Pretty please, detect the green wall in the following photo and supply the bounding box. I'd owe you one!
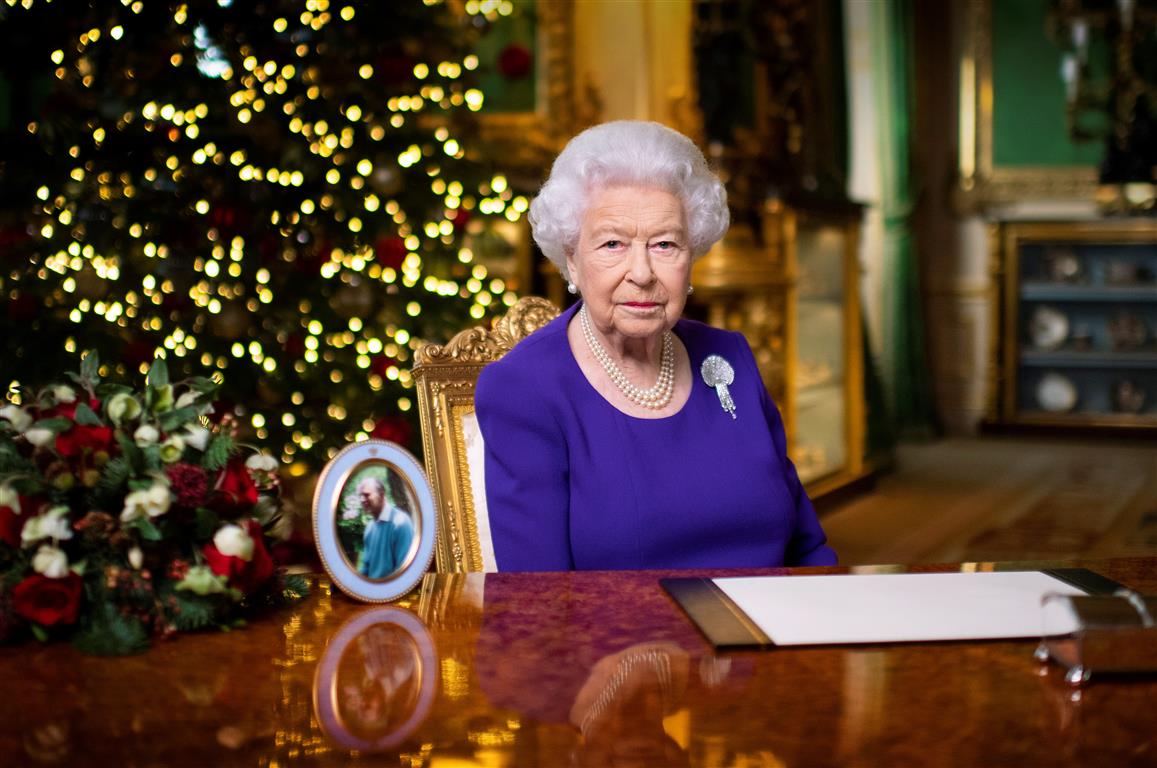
[991,0,1104,167]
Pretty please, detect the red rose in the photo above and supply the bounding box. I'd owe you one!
[212,458,259,514]
[55,424,115,459]
[12,572,83,627]
[203,519,275,594]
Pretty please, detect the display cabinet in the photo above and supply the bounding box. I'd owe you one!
[690,198,865,496]
[989,219,1157,430]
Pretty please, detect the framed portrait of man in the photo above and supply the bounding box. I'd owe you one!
[313,440,436,602]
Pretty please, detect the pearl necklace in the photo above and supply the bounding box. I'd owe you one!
[579,305,675,409]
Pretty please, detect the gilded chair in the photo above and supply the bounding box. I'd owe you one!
[412,296,560,573]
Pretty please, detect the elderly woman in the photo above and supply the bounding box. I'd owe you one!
[475,120,836,571]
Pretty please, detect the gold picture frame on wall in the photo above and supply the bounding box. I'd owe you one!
[460,0,580,174]
[957,0,1098,207]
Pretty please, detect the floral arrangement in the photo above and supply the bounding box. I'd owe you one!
[0,352,306,655]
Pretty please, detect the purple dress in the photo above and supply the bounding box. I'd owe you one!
[474,302,837,571]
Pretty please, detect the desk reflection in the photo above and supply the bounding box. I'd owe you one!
[313,606,437,752]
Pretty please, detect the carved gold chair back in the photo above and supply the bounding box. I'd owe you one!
[411,296,560,572]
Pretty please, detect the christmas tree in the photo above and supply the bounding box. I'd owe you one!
[0,0,532,470]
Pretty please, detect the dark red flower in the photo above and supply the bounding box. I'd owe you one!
[203,519,274,594]
[11,572,83,627]
[212,458,258,514]
[166,463,209,509]
[55,424,115,459]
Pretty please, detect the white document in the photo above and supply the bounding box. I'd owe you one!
[713,571,1086,646]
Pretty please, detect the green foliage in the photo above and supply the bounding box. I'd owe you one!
[97,456,132,495]
[79,352,101,387]
[73,402,104,426]
[71,600,150,657]
[124,518,163,541]
[158,407,198,433]
[30,418,72,434]
[194,507,221,541]
[168,593,220,632]
[282,573,311,601]
[201,435,235,471]
[147,358,169,389]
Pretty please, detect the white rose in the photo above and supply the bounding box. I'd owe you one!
[21,506,74,545]
[159,434,185,464]
[212,523,254,562]
[32,545,70,578]
[0,483,19,513]
[106,393,142,426]
[133,424,160,446]
[176,391,200,410]
[244,452,278,473]
[120,483,171,522]
[0,405,33,433]
[181,424,210,452]
[52,386,77,404]
[128,546,143,570]
[24,428,56,448]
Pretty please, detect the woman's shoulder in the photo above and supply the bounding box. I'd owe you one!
[476,304,575,395]
[674,316,750,358]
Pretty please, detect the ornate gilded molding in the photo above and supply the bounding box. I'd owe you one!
[415,296,560,366]
[957,0,1098,208]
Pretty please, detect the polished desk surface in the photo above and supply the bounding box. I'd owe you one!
[2,558,1156,767]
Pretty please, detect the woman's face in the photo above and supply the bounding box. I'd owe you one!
[567,185,691,346]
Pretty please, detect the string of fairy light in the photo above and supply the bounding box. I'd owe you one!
[5,0,531,467]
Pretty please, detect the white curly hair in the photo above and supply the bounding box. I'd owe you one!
[528,121,729,280]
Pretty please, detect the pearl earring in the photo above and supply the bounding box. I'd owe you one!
[686,285,695,296]
[567,282,577,295]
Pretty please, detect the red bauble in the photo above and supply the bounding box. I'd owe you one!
[370,415,413,447]
[497,43,533,80]
[449,208,472,232]
[282,333,306,358]
[370,354,398,378]
[6,294,38,323]
[374,236,407,270]
[374,53,415,87]
[121,340,156,370]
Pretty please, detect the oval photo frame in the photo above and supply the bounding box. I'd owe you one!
[313,440,436,602]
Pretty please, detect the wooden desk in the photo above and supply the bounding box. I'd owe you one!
[2,558,1155,766]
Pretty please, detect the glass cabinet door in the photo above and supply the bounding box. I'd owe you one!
[1000,221,1157,428]
[790,215,856,486]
